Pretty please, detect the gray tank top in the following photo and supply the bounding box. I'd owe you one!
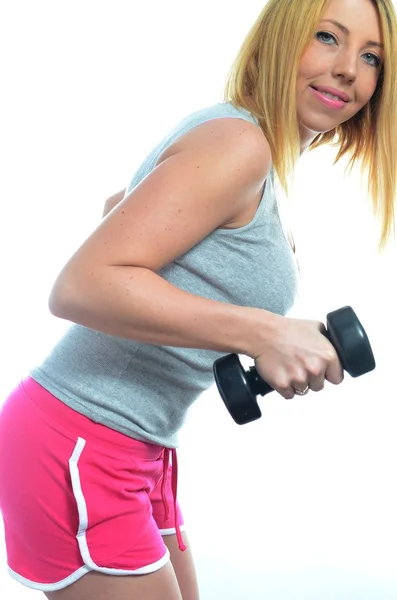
[30,102,300,448]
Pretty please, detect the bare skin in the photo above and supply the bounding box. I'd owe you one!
[163,533,200,600]
[297,0,384,152]
[44,533,199,600]
[44,564,182,600]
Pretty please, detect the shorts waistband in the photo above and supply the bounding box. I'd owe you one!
[22,376,164,458]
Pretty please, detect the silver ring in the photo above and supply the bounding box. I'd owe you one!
[293,385,310,396]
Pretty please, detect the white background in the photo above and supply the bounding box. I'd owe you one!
[1,1,396,598]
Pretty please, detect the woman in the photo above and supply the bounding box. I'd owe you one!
[0,0,396,598]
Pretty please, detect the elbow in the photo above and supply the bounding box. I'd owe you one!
[48,274,77,320]
[48,290,65,319]
[48,287,68,320]
[48,265,104,326]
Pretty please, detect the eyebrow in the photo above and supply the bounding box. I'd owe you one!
[321,19,384,49]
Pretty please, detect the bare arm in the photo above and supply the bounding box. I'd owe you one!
[102,188,127,218]
[49,119,276,359]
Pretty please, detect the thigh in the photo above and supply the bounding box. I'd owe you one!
[163,532,200,600]
[149,456,199,600]
[44,564,182,600]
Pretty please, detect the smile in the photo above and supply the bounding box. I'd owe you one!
[310,86,347,110]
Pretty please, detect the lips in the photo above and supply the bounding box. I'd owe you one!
[311,86,350,102]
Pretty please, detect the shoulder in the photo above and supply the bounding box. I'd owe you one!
[155,116,272,181]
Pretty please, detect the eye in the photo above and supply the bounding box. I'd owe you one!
[315,31,382,68]
[363,53,382,68]
[316,31,336,45]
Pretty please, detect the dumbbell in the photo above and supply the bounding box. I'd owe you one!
[213,306,376,425]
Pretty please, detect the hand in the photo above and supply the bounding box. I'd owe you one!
[254,316,344,399]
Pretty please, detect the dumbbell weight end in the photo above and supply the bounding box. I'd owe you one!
[213,354,272,425]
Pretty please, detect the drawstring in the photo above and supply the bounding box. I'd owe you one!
[161,447,187,552]
[161,448,170,521]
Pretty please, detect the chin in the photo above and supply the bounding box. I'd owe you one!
[298,110,342,135]
[299,121,330,138]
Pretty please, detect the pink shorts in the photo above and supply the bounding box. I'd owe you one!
[0,377,186,592]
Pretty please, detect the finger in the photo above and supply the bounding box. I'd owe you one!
[325,355,344,385]
[308,373,325,392]
[276,385,296,400]
[290,372,310,396]
[284,383,309,400]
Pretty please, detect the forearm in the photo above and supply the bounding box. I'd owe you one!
[49,265,278,358]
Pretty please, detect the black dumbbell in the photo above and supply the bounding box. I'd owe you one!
[213,306,376,425]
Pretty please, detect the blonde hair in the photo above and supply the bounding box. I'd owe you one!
[223,0,397,250]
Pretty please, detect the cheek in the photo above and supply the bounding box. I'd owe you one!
[297,50,313,79]
[357,77,380,108]
[297,52,319,95]
[297,45,329,83]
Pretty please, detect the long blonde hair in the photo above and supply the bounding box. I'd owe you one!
[223,0,397,250]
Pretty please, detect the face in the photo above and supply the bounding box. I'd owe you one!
[296,0,384,152]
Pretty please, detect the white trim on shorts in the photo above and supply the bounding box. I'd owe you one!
[160,525,186,536]
[7,436,170,592]
[7,565,92,592]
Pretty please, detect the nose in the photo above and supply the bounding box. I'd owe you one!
[332,49,357,83]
